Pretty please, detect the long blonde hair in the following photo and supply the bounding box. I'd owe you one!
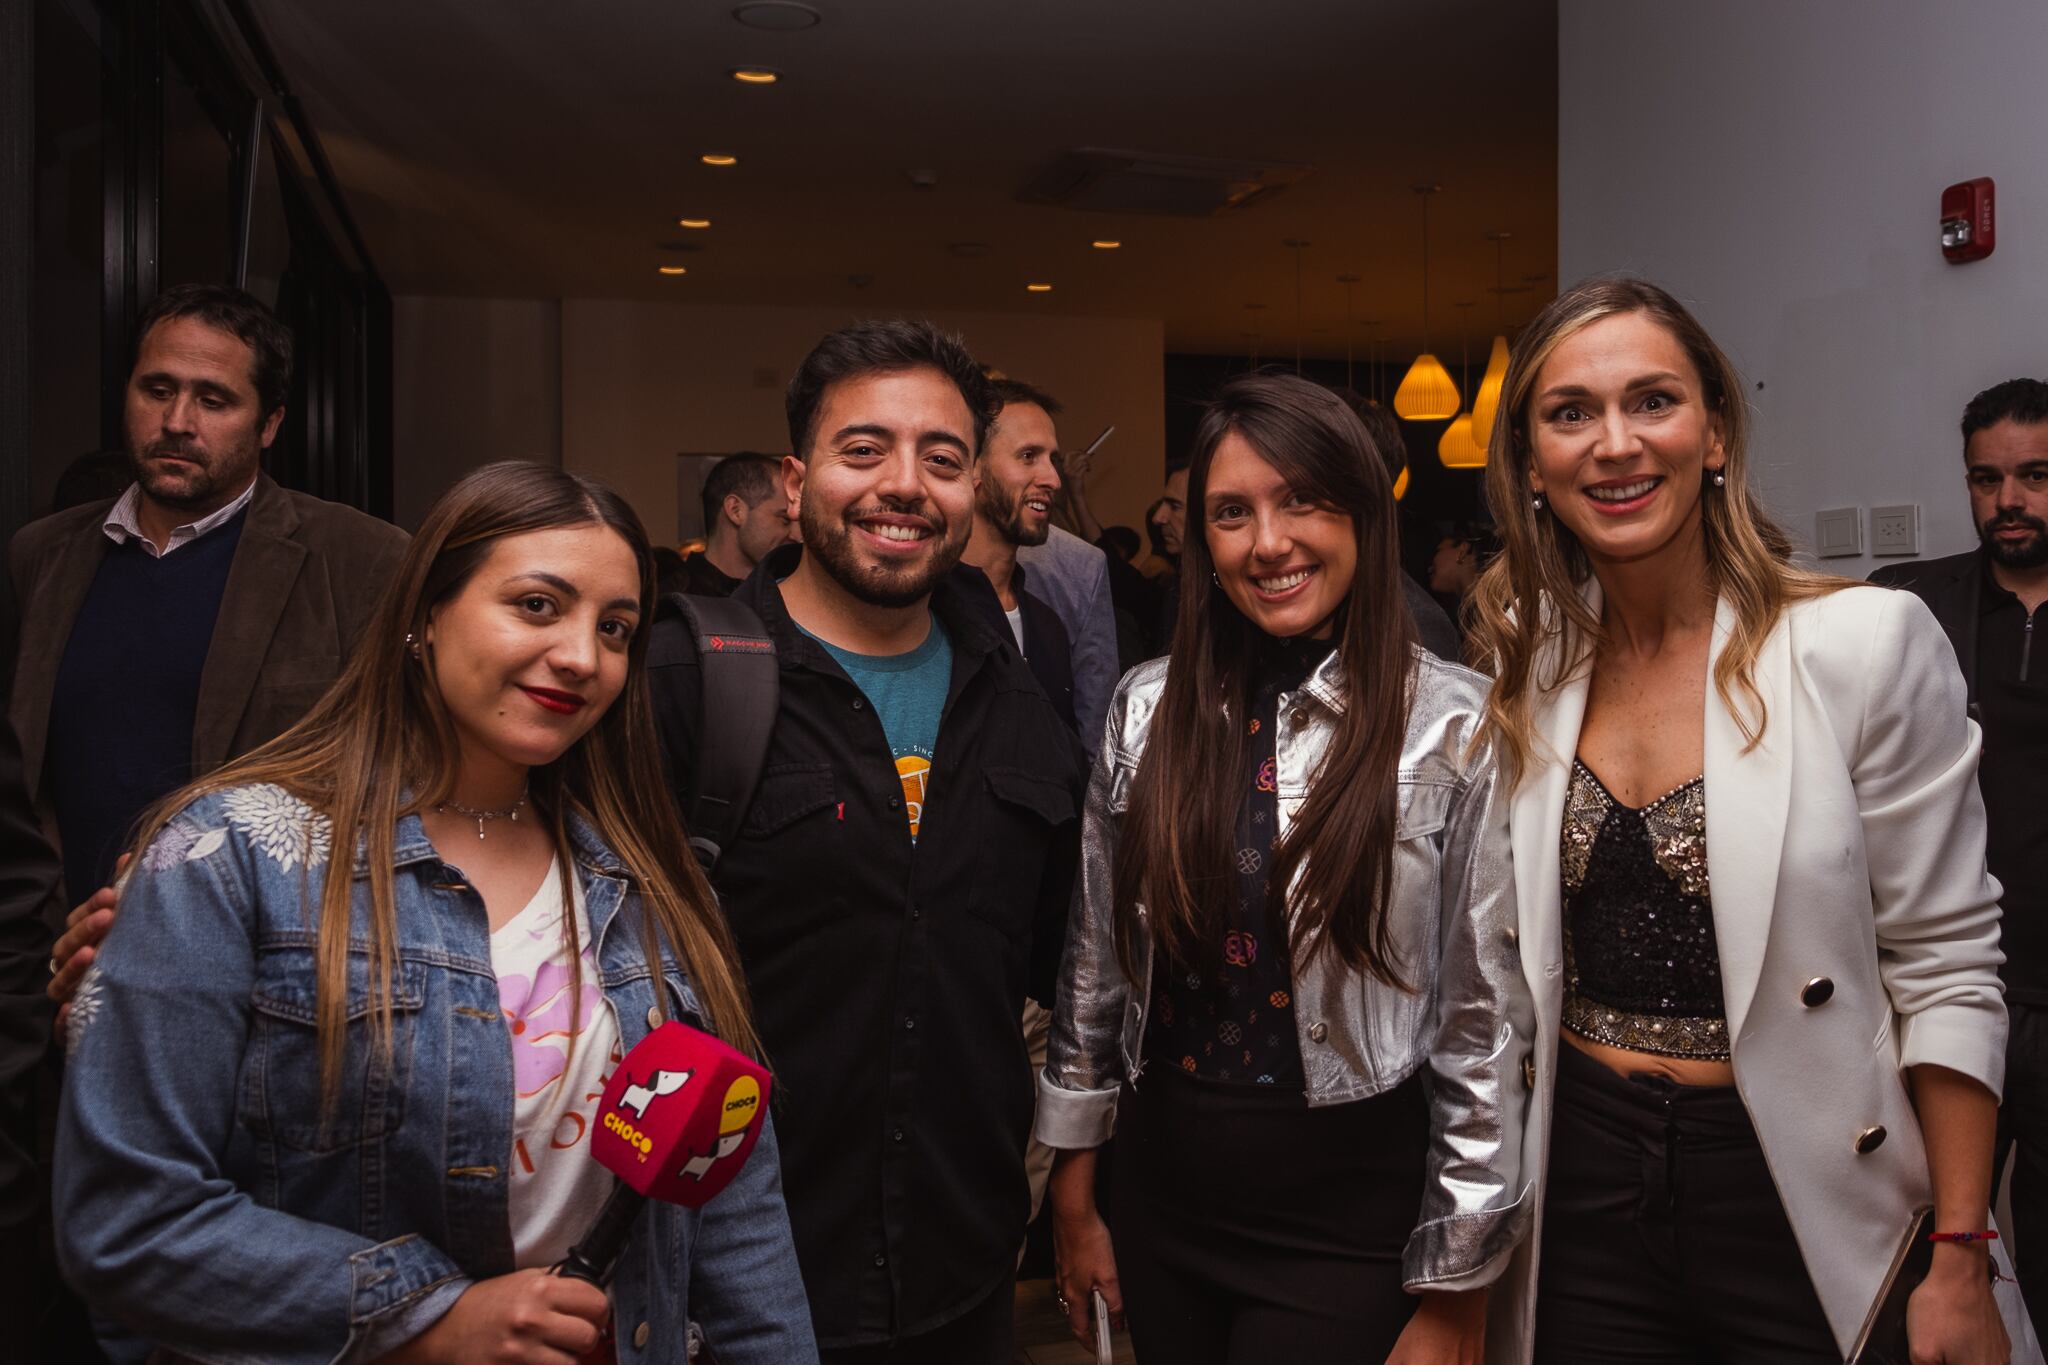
[1464,276,1844,781]
[129,461,759,1108]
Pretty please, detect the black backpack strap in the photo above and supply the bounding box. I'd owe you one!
[663,592,778,871]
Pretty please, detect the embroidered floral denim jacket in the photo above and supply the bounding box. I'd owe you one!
[55,784,818,1365]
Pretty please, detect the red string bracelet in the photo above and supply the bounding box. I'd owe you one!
[1927,1230,2000,1243]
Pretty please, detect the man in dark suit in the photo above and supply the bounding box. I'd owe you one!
[1870,376,2048,1324]
[11,284,406,907]
[14,286,405,1362]
[959,378,1079,733]
[680,451,798,597]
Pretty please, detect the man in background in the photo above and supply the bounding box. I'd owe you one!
[1871,376,2048,1326]
[959,378,1077,732]
[1427,522,1499,640]
[681,451,795,596]
[1345,393,1462,662]
[9,283,406,910]
[16,282,405,1363]
[1012,523,1118,759]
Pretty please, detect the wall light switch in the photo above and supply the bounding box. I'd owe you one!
[1815,507,1863,558]
[1870,504,1920,557]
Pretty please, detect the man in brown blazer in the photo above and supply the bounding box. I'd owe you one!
[8,284,406,910]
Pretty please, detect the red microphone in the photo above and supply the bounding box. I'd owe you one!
[555,1020,772,1285]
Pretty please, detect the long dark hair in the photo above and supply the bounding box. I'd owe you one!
[1113,373,1415,987]
[130,461,759,1108]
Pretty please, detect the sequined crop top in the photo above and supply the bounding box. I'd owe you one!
[1560,760,1729,1060]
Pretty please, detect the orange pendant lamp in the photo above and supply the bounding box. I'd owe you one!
[1467,231,1512,456]
[1394,184,1460,421]
[1437,303,1487,468]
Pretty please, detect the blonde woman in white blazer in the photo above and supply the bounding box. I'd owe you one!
[1466,277,2011,1365]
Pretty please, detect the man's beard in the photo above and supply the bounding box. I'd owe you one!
[801,497,967,608]
[975,478,1050,548]
[129,436,252,511]
[1979,512,2048,570]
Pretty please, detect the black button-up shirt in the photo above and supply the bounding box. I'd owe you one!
[649,544,1084,1347]
[1977,563,2048,1003]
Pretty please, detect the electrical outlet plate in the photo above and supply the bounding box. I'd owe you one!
[1870,504,1919,557]
[1815,507,1863,558]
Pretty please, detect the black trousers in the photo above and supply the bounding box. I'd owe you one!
[816,1275,1013,1365]
[1104,1066,1428,1365]
[1534,1042,1838,1364]
[1995,1000,2048,1334]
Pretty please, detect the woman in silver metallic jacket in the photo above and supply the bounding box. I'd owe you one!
[1037,372,1535,1365]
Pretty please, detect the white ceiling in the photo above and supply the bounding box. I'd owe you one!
[255,0,1558,356]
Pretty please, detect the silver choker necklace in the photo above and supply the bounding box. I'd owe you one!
[437,790,529,840]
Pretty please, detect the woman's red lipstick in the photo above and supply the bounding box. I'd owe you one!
[520,685,587,715]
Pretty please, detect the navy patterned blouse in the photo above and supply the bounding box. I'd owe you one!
[1144,632,1335,1088]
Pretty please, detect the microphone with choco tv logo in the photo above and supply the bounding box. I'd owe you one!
[554,1020,772,1285]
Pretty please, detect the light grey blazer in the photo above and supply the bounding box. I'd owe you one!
[1040,646,1535,1294]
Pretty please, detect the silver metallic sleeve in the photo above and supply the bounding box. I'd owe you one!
[1402,723,1537,1292]
[1036,663,1159,1150]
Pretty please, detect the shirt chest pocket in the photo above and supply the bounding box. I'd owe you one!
[1395,776,1452,841]
[1389,777,1454,962]
[737,764,839,840]
[969,766,1078,940]
[241,948,428,1154]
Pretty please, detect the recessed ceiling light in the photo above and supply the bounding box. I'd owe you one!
[678,218,712,229]
[1026,283,1053,293]
[732,1,821,31]
[728,67,781,85]
[658,265,688,276]
[701,153,738,167]
[1091,240,1121,250]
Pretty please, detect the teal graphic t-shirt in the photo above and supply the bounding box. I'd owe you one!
[809,617,953,840]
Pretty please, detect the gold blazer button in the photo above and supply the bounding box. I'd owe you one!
[1853,1125,1887,1155]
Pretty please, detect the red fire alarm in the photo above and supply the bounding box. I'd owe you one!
[1941,177,1995,263]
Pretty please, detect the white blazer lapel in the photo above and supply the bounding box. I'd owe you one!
[1512,601,1594,1019]
[1703,594,1793,1044]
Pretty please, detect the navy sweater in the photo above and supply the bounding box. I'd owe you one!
[47,512,245,902]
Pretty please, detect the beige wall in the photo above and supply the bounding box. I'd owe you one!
[391,296,562,529]
[393,295,1164,544]
[559,299,1165,544]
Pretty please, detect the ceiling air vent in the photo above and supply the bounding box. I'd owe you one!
[1018,148,1311,218]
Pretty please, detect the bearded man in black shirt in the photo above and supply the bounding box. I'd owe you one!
[1871,376,2048,1325]
[649,321,1084,1364]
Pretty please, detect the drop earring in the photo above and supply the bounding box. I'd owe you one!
[1711,470,1726,487]
[1531,492,1545,512]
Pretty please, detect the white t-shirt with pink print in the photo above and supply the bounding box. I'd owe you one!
[490,859,622,1268]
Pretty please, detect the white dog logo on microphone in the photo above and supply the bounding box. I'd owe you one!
[618,1067,694,1120]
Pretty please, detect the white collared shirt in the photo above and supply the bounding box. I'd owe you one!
[100,478,258,558]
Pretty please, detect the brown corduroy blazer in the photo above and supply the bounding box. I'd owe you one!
[6,473,408,803]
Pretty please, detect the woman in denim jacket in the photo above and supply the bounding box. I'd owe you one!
[55,463,818,1365]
